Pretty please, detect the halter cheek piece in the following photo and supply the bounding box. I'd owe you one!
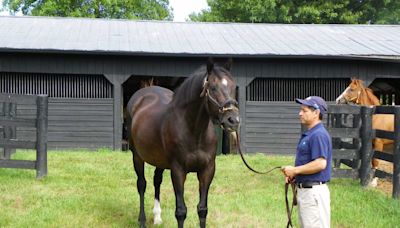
[347,90,362,104]
[200,76,238,122]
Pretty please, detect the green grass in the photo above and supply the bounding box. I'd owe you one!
[0,150,399,228]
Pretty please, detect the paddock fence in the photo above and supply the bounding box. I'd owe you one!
[0,93,48,178]
[328,104,400,199]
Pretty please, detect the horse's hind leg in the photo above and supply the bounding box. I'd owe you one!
[153,168,164,225]
[197,161,216,228]
[132,151,147,228]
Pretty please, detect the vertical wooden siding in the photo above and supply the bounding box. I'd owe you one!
[247,78,350,101]
[0,73,112,98]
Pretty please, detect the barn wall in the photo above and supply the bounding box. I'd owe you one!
[0,71,114,150]
[1,52,399,152]
[1,53,399,80]
[14,98,113,149]
[245,102,300,154]
[238,59,400,154]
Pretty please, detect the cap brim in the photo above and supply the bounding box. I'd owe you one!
[295,98,312,107]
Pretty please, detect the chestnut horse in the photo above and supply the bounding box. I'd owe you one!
[336,78,394,169]
[126,59,239,228]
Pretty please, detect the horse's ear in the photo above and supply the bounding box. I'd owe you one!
[207,57,214,74]
[224,58,233,71]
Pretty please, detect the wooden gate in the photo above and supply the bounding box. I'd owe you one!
[0,94,48,178]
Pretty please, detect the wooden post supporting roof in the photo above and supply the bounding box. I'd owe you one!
[104,74,131,151]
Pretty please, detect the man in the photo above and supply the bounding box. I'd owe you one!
[282,96,332,228]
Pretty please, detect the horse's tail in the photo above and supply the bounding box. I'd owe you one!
[140,78,155,88]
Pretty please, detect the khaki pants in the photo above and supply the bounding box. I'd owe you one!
[297,184,330,228]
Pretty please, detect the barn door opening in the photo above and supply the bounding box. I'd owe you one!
[369,78,400,105]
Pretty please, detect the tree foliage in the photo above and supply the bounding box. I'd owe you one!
[2,0,172,20]
[189,0,399,24]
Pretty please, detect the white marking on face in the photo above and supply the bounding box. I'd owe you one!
[336,86,349,103]
[153,199,162,225]
[221,78,228,86]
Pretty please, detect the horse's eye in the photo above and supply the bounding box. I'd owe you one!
[210,86,217,92]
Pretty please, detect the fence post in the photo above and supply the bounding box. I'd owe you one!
[352,114,362,169]
[393,107,400,198]
[2,102,16,159]
[36,95,48,179]
[360,106,374,186]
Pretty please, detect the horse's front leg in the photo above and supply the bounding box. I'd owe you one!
[171,165,187,228]
[197,161,216,228]
[132,151,147,228]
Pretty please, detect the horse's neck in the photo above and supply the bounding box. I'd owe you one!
[183,99,210,132]
[172,75,211,132]
[360,89,380,106]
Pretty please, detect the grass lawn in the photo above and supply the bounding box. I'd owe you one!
[0,150,399,227]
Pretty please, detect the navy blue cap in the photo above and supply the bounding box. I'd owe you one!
[295,96,328,114]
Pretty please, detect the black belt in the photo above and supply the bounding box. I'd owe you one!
[297,181,326,188]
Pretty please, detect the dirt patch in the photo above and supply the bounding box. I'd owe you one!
[376,179,393,195]
[375,159,393,195]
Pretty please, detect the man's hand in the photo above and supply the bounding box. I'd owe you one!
[284,176,296,184]
[281,166,298,181]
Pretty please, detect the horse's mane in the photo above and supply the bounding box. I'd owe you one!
[353,79,380,105]
[172,64,230,107]
[364,88,381,105]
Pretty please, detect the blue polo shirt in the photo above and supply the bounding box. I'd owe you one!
[295,122,332,183]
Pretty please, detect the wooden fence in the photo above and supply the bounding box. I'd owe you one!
[328,104,400,199]
[371,105,400,199]
[0,94,48,178]
[327,105,364,179]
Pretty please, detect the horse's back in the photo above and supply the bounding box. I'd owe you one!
[127,86,173,118]
[127,86,173,168]
[373,114,394,132]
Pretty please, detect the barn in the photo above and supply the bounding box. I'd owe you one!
[0,16,399,154]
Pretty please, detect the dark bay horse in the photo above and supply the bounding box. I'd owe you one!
[126,59,239,228]
[336,78,394,171]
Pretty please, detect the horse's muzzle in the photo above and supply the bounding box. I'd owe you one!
[336,97,348,104]
[221,110,240,132]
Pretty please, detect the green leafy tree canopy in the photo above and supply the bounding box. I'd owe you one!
[190,0,399,24]
[2,0,172,20]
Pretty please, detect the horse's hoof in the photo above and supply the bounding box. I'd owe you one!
[153,217,162,225]
[369,177,378,188]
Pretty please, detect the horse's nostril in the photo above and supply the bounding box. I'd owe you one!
[228,117,235,124]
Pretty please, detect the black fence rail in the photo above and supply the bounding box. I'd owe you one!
[0,93,48,178]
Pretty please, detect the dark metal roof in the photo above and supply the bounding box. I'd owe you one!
[0,16,399,60]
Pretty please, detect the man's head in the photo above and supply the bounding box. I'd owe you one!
[295,96,328,126]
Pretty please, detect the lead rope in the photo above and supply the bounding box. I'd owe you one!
[285,182,297,228]
[234,130,296,227]
[234,130,281,174]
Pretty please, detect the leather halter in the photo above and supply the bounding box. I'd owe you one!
[346,89,362,104]
[200,75,238,115]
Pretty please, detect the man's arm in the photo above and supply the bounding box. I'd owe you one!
[281,157,327,179]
